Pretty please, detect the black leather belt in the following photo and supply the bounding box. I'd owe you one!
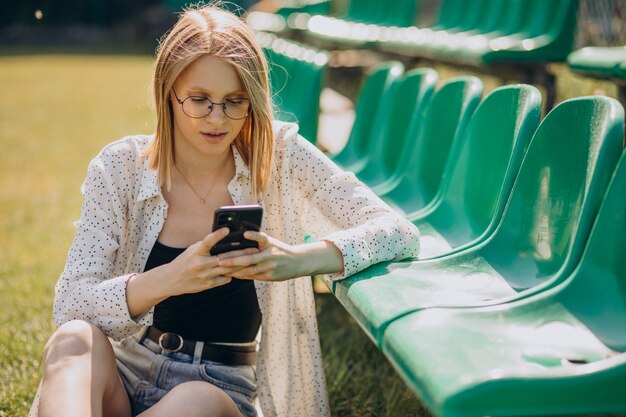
[144,327,257,366]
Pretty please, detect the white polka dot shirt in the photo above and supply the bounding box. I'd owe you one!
[52,121,420,417]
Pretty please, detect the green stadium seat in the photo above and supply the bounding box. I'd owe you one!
[383,149,626,417]
[430,0,466,32]
[410,84,542,259]
[331,96,624,346]
[262,34,328,143]
[431,0,518,56]
[372,77,484,215]
[332,61,404,172]
[567,46,626,79]
[380,0,579,65]
[480,0,578,64]
[275,0,331,18]
[356,68,438,189]
[246,0,331,32]
[303,0,419,47]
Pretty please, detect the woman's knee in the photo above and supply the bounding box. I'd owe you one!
[43,319,110,366]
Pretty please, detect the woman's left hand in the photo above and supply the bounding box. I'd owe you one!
[218,231,307,281]
[218,231,344,281]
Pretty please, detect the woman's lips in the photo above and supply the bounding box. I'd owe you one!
[201,132,227,143]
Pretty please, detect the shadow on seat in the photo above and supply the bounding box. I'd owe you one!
[331,61,404,172]
[410,84,541,259]
[373,76,483,216]
[356,68,438,192]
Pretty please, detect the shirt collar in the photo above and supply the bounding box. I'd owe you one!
[137,143,250,202]
[231,144,251,180]
[137,154,160,202]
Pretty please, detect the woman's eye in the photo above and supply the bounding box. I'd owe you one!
[190,96,208,103]
[226,99,245,106]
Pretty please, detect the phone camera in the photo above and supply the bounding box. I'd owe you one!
[218,213,235,225]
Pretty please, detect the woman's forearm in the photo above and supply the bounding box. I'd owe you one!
[126,265,172,319]
[297,241,344,276]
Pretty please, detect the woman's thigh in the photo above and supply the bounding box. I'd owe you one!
[113,335,257,417]
[137,381,242,417]
[42,320,131,417]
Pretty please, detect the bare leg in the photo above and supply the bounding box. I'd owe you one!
[138,381,243,417]
[38,320,131,417]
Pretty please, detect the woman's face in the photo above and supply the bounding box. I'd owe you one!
[171,55,250,160]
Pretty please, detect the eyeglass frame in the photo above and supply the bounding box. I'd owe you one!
[171,89,252,120]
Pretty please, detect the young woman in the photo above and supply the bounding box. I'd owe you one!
[32,4,420,417]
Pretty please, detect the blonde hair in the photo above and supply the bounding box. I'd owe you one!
[146,2,274,197]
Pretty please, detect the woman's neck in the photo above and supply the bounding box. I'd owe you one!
[174,145,233,181]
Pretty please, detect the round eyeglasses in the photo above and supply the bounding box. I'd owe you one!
[172,89,251,120]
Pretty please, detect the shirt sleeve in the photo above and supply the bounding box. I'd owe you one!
[277,123,421,280]
[53,154,150,340]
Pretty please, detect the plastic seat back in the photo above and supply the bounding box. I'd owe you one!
[384,0,419,27]
[527,0,577,39]
[332,62,404,171]
[266,41,296,112]
[481,96,624,291]
[358,68,438,188]
[559,151,626,352]
[475,0,508,34]
[451,0,488,32]
[382,76,483,213]
[287,52,328,143]
[432,0,465,31]
[345,0,374,23]
[420,84,542,252]
[493,0,528,36]
[455,0,505,35]
[265,38,328,143]
[479,0,578,64]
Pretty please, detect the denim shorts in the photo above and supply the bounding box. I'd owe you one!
[112,329,258,417]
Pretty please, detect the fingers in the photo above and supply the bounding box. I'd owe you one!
[215,247,259,262]
[228,263,266,281]
[210,276,232,288]
[197,228,230,256]
[243,231,270,248]
[217,250,266,268]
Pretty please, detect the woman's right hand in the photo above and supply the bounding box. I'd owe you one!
[126,228,258,319]
[165,227,257,296]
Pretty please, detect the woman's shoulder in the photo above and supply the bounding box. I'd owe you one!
[271,120,319,156]
[95,134,154,163]
[88,134,153,175]
[82,135,155,196]
[270,120,337,175]
[272,120,299,146]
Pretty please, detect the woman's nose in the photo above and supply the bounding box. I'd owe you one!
[205,104,227,122]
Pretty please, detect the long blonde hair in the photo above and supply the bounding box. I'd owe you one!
[146,2,274,197]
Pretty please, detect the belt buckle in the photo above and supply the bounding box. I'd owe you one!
[158,332,184,353]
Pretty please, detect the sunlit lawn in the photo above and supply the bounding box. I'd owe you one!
[0,54,426,417]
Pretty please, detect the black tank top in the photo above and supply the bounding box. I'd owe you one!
[145,240,262,343]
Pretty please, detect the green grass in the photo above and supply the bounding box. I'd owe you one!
[0,54,426,417]
[0,54,156,416]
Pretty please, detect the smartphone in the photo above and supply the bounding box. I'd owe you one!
[210,204,263,255]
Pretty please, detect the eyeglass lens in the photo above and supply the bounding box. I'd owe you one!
[182,96,250,120]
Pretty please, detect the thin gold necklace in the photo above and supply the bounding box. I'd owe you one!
[174,164,222,205]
